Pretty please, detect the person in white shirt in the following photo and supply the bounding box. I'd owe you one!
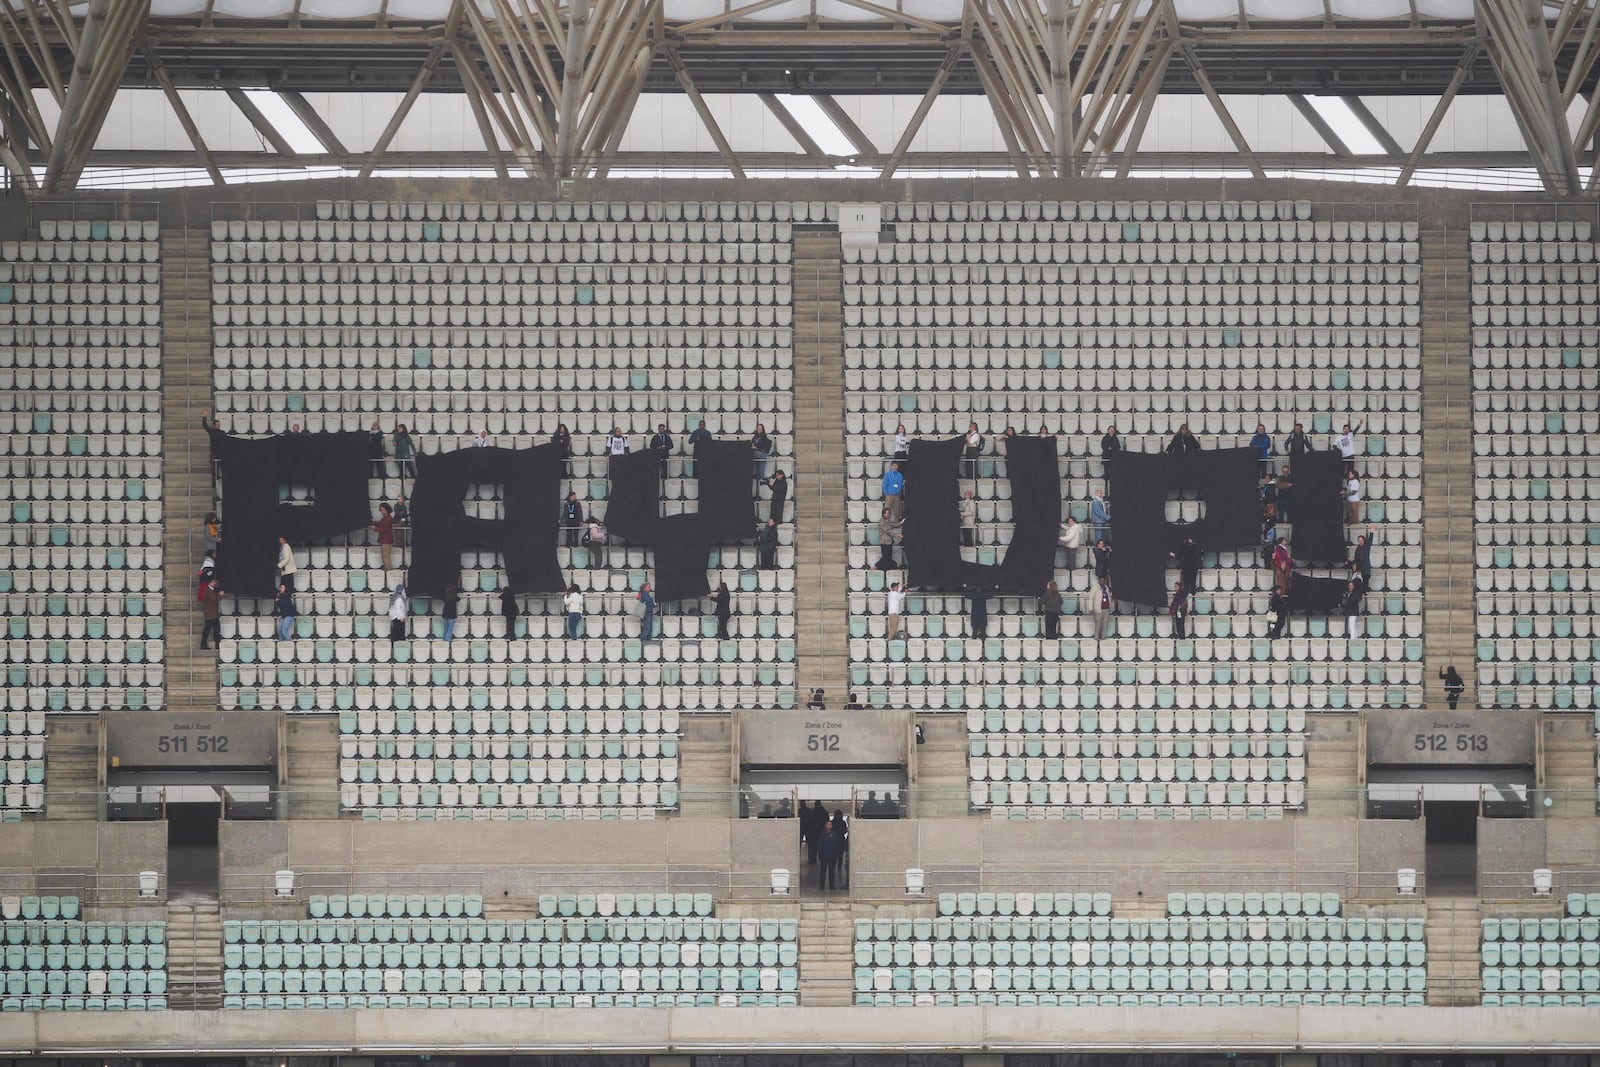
[886,582,906,642]
[1059,516,1084,570]
[276,537,297,591]
[959,490,977,547]
[605,426,628,456]
[563,584,584,640]
[891,424,909,461]
[473,430,491,447]
[963,423,983,479]
[1345,469,1362,524]
[1334,420,1364,473]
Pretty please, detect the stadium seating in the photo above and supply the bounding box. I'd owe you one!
[0,219,165,814]
[853,889,1426,1006]
[209,201,805,815]
[221,891,797,1008]
[1469,219,1600,711]
[843,200,1420,814]
[0,894,167,1011]
[1480,893,1600,1006]
[335,705,684,818]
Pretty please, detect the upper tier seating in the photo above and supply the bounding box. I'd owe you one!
[853,889,1424,1006]
[210,202,801,819]
[1469,220,1600,710]
[222,891,797,1008]
[1480,893,1600,1006]
[0,218,165,817]
[0,894,167,1011]
[844,201,1419,817]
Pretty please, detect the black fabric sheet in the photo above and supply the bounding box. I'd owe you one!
[902,435,1060,593]
[218,431,371,597]
[407,445,566,597]
[1285,571,1349,614]
[1288,450,1348,563]
[1108,447,1262,608]
[605,441,757,603]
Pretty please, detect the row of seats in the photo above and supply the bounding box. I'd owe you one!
[217,220,794,245]
[1471,243,1598,264]
[214,264,794,288]
[858,992,1416,1007]
[848,264,1423,288]
[0,242,158,264]
[844,303,1422,329]
[212,301,792,329]
[0,905,166,1011]
[888,221,1419,244]
[340,783,678,817]
[848,240,1418,267]
[846,323,1421,351]
[309,200,818,222]
[847,280,1418,307]
[881,199,1314,222]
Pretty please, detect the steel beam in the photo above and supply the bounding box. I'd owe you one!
[666,46,746,179]
[758,93,826,158]
[140,43,224,186]
[225,86,298,156]
[1289,94,1354,157]
[878,42,965,179]
[815,94,878,157]
[357,43,447,178]
[1339,94,1406,158]
[280,90,349,157]
[1396,39,1480,187]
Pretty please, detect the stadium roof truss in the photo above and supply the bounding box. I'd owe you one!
[0,0,1597,192]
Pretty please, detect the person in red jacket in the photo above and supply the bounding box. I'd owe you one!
[371,502,395,572]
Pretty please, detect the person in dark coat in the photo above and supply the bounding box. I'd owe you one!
[1268,588,1290,639]
[762,469,790,523]
[1171,536,1202,593]
[200,408,225,474]
[1041,580,1062,640]
[1166,424,1201,455]
[713,582,732,639]
[1168,578,1189,639]
[1092,539,1112,587]
[441,583,460,641]
[757,518,777,570]
[832,808,850,883]
[367,422,387,478]
[551,423,573,477]
[1099,424,1121,472]
[816,820,844,891]
[803,800,826,865]
[1440,665,1465,710]
[965,582,995,638]
[1339,575,1365,643]
[500,586,520,637]
[200,579,223,650]
[562,492,585,548]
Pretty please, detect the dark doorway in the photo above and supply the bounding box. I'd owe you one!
[1424,800,1478,895]
[167,798,221,895]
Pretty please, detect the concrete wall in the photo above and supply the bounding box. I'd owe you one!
[220,817,797,903]
[849,817,1425,901]
[0,821,166,904]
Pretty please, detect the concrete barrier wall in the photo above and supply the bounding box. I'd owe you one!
[0,821,166,902]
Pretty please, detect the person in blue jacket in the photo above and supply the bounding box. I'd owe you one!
[882,462,905,522]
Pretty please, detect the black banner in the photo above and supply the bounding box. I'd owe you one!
[1288,450,1348,563]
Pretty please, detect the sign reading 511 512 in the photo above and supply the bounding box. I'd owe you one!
[105,712,277,770]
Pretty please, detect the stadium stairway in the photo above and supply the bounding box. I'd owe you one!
[676,712,733,818]
[1425,895,1481,1005]
[43,716,99,819]
[284,714,340,818]
[791,232,851,701]
[1419,229,1476,701]
[165,896,224,1009]
[1539,715,1598,817]
[910,714,970,817]
[797,897,855,1005]
[160,228,220,715]
[1304,712,1361,818]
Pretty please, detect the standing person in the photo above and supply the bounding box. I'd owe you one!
[963,422,984,480]
[804,801,826,866]
[832,808,850,886]
[713,582,732,639]
[1260,472,1279,523]
[392,424,416,481]
[563,584,583,640]
[200,408,225,476]
[881,462,905,523]
[891,423,909,462]
[500,586,520,637]
[388,582,408,640]
[816,819,844,891]
[1250,423,1273,476]
[371,503,395,572]
[606,425,628,457]
[1272,538,1294,596]
[199,579,223,650]
[1268,587,1290,639]
[1345,468,1362,525]
[1059,516,1083,570]
[274,584,296,641]
[585,517,608,568]
[562,491,585,547]
[876,508,901,570]
[1099,424,1121,473]
[757,518,777,570]
[1171,535,1201,594]
[1166,423,1201,455]
[1284,422,1311,461]
[441,583,460,642]
[1041,580,1062,640]
[996,426,1018,476]
[1092,582,1113,640]
[636,582,657,642]
[763,469,790,523]
[1275,465,1294,524]
[886,582,906,641]
[965,582,993,638]
[551,423,573,477]
[1168,578,1189,639]
[959,490,977,547]
[651,423,673,475]
[1090,488,1111,544]
[368,422,387,477]
[1335,420,1365,473]
[276,537,297,592]
[203,511,222,557]
[1339,575,1365,642]
[1440,665,1465,710]
[751,423,772,481]
[687,420,712,476]
[1350,525,1376,586]
[1092,538,1112,588]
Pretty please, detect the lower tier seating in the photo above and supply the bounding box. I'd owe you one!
[0,897,167,1011]
[1481,896,1600,1005]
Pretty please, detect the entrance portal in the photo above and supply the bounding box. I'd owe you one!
[166,789,221,895]
[1424,799,1479,896]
